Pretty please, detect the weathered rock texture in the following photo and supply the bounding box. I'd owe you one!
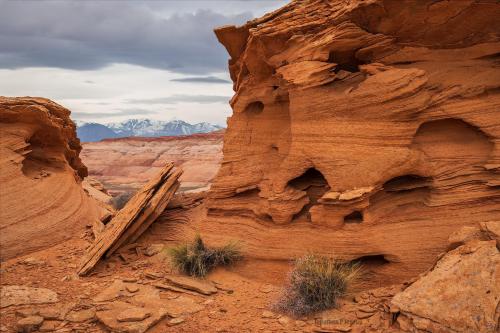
[200,0,500,287]
[0,97,106,260]
[78,163,182,275]
[392,240,500,333]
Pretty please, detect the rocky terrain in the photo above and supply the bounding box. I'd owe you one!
[80,131,223,196]
[1,1,499,333]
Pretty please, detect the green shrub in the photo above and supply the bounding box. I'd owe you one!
[274,254,361,317]
[168,235,242,277]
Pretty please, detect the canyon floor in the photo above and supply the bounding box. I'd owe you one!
[0,211,402,333]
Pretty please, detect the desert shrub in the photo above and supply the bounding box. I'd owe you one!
[168,235,242,277]
[273,254,361,317]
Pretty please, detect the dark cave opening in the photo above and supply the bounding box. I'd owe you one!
[244,101,264,115]
[352,254,390,267]
[288,168,330,221]
[328,50,364,73]
[383,174,431,192]
[344,210,363,223]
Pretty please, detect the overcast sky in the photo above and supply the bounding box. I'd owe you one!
[0,0,287,125]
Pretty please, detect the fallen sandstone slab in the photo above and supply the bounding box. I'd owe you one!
[78,163,182,275]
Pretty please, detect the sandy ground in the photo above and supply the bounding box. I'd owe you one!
[0,221,402,333]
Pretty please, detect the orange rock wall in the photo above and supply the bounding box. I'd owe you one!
[0,97,105,260]
[202,0,500,286]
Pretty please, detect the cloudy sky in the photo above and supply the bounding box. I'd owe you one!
[0,0,287,126]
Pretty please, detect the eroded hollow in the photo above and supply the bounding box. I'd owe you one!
[328,50,364,73]
[352,255,390,267]
[288,168,330,221]
[344,210,363,223]
[412,118,493,162]
[383,174,431,192]
[21,130,65,177]
[244,101,264,115]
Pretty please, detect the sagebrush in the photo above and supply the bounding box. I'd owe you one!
[273,254,361,317]
[168,235,242,277]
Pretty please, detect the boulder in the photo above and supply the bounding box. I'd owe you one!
[392,240,500,333]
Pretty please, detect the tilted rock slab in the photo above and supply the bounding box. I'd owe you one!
[392,240,500,333]
[0,97,107,260]
[184,0,500,288]
[78,163,182,275]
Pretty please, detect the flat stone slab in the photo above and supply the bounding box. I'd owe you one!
[1,285,58,308]
[163,296,204,318]
[97,301,168,333]
[65,308,96,322]
[164,275,217,295]
[93,280,158,302]
[117,308,151,322]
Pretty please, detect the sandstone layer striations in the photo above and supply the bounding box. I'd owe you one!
[81,132,223,196]
[197,0,500,287]
[0,97,106,260]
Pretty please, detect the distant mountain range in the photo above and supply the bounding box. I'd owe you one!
[76,119,224,142]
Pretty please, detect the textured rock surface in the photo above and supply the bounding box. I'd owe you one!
[80,131,223,196]
[184,0,500,287]
[392,240,500,333]
[0,285,58,308]
[0,97,106,260]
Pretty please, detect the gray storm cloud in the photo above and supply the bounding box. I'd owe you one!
[0,0,251,74]
[127,94,230,105]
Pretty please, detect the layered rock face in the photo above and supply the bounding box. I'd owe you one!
[205,0,500,286]
[80,131,223,196]
[0,97,105,260]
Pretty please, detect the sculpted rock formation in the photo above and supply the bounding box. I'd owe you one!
[184,0,500,287]
[81,132,223,196]
[0,97,107,260]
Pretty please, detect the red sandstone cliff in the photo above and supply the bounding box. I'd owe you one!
[0,97,107,260]
[176,0,500,287]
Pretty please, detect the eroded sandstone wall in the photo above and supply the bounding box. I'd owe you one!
[203,0,500,287]
[0,97,106,260]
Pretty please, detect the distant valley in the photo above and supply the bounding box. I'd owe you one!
[77,118,224,142]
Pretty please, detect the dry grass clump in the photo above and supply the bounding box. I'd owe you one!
[168,235,242,277]
[274,254,361,317]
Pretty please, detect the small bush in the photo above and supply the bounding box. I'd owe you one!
[273,254,361,317]
[168,235,242,277]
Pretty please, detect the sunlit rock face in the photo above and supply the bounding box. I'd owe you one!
[0,97,106,260]
[201,0,500,287]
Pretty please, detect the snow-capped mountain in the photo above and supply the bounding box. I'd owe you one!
[77,118,224,142]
